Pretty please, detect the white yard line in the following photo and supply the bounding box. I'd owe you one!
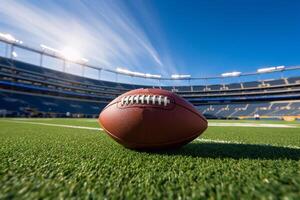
[1,119,300,149]
[208,122,298,128]
[196,138,300,149]
[81,119,99,122]
[11,118,54,121]
[1,119,298,130]
[1,120,103,131]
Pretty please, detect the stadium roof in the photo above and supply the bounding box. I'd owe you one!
[1,33,300,81]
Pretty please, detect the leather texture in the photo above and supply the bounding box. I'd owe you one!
[99,88,207,150]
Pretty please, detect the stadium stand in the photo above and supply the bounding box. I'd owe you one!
[192,85,206,91]
[175,85,191,92]
[264,79,287,86]
[0,90,104,117]
[243,81,260,88]
[288,77,300,84]
[1,55,300,119]
[208,84,223,91]
[195,101,300,119]
[227,83,242,89]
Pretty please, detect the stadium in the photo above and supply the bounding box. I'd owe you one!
[1,37,300,120]
[1,1,300,199]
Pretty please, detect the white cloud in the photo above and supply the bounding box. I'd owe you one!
[0,0,176,75]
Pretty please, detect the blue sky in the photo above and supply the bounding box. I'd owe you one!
[0,0,299,84]
[152,0,300,76]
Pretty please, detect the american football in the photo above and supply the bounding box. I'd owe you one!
[0,0,300,199]
[99,88,207,149]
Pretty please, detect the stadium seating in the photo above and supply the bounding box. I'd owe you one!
[264,79,286,86]
[288,77,300,84]
[1,56,300,119]
[196,101,300,118]
[0,91,105,117]
[192,85,206,91]
[175,85,192,92]
[243,81,260,88]
[208,84,223,91]
[161,86,174,91]
[227,83,242,89]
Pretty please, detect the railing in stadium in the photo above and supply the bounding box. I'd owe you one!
[1,32,300,86]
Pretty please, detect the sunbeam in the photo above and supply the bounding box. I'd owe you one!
[0,0,176,76]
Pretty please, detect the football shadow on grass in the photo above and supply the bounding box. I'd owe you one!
[150,142,300,160]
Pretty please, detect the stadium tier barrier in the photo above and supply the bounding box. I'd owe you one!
[1,56,300,119]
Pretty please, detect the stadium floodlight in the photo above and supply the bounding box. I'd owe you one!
[116,67,161,78]
[0,32,23,44]
[40,44,61,54]
[171,74,191,79]
[257,66,285,73]
[116,68,144,77]
[81,58,89,63]
[116,67,131,75]
[221,71,241,77]
[276,65,285,71]
[257,67,276,73]
[145,73,162,78]
[40,44,88,63]
[60,47,82,62]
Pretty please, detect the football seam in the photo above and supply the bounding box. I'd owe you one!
[175,103,208,123]
[102,99,207,123]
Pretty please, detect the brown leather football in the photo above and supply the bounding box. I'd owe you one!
[98,88,207,150]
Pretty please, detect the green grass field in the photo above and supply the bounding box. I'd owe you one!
[0,118,300,199]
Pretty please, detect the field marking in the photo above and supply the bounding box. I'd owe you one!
[1,119,300,150]
[1,120,299,130]
[208,122,298,128]
[196,138,300,149]
[11,118,54,121]
[1,120,103,131]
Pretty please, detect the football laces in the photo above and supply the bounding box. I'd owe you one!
[121,95,170,106]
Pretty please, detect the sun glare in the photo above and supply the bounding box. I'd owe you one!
[60,47,81,61]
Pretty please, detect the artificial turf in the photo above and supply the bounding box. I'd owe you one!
[0,119,300,199]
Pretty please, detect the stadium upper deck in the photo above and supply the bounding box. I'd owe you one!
[0,37,300,119]
[1,56,300,119]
